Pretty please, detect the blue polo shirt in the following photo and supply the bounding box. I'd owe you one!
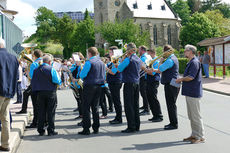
[182,57,202,98]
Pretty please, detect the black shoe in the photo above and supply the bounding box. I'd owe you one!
[39,132,45,136]
[93,129,99,134]
[121,128,136,133]
[139,110,150,116]
[13,101,22,104]
[0,146,10,151]
[16,110,27,114]
[151,117,163,122]
[164,124,178,130]
[48,131,58,136]
[73,108,79,112]
[109,119,122,124]
[77,121,83,126]
[74,116,82,120]
[108,109,114,113]
[78,130,90,135]
[136,128,140,132]
[26,124,37,128]
[148,117,154,121]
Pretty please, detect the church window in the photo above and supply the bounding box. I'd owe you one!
[133,2,138,9]
[116,12,120,21]
[154,25,157,45]
[167,25,172,45]
[148,3,152,10]
[100,13,103,23]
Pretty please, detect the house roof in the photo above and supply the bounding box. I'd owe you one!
[197,35,230,46]
[126,0,179,20]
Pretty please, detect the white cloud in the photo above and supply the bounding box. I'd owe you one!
[7,0,37,36]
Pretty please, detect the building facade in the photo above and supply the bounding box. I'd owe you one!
[54,11,94,23]
[94,0,181,49]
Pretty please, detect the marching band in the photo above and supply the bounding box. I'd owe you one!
[17,43,181,135]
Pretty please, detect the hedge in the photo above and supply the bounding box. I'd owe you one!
[178,58,188,74]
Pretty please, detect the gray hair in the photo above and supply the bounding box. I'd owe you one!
[43,55,52,63]
[127,42,137,51]
[0,38,5,48]
[185,44,197,54]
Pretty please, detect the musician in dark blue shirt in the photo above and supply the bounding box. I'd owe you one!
[78,47,105,135]
[118,43,142,133]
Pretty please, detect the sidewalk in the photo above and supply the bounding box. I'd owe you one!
[0,101,32,153]
[202,76,230,96]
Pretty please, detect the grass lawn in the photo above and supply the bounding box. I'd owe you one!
[209,66,230,77]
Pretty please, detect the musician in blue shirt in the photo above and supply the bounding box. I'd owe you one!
[144,49,163,122]
[151,45,180,130]
[78,47,105,135]
[117,43,142,133]
[138,45,150,115]
[27,49,43,129]
[31,55,61,136]
[107,46,123,124]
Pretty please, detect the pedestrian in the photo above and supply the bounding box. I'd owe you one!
[153,45,180,130]
[202,51,210,78]
[14,60,23,104]
[176,44,205,144]
[0,38,19,151]
[78,47,105,135]
[31,55,61,136]
[117,43,142,133]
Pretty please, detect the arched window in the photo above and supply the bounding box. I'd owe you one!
[116,11,120,21]
[167,25,171,45]
[153,25,157,45]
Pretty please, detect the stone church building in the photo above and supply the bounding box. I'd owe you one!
[94,0,181,49]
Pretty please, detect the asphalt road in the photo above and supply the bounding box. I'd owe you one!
[16,85,230,153]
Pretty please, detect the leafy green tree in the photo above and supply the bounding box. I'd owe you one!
[84,9,90,20]
[204,10,230,36]
[71,12,95,56]
[180,12,221,47]
[216,3,230,18]
[56,14,76,58]
[201,0,222,12]
[172,0,191,25]
[97,19,149,48]
[35,7,58,43]
[187,0,201,14]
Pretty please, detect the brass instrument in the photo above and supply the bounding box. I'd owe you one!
[148,49,174,68]
[67,70,80,98]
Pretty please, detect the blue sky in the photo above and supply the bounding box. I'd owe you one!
[7,0,230,37]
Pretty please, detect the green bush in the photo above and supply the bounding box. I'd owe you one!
[97,48,105,57]
[178,58,188,74]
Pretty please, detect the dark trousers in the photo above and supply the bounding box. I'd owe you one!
[139,77,149,111]
[37,91,57,134]
[108,82,122,121]
[31,92,38,125]
[123,83,140,130]
[17,82,22,102]
[21,85,32,111]
[104,86,114,111]
[73,87,83,116]
[99,87,107,116]
[164,84,180,126]
[147,81,163,118]
[82,84,101,131]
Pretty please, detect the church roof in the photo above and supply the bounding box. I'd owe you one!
[126,0,179,20]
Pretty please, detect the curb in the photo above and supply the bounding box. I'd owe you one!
[203,88,230,96]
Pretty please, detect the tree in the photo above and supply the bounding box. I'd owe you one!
[187,0,202,14]
[35,7,58,43]
[216,3,230,18]
[201,0,222,12]
[71,12,95,56]
[172,0,191,25]
[180,12,221,47]
[97,19,149,48]
[56,14,76,58]
[84,8,90,20]
[204,10,230,36]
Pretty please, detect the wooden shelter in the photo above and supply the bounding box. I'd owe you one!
[198,35,230,78]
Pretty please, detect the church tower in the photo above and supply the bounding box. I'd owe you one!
[94,0,126,47]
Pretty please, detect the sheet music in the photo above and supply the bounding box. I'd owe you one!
[53,61,62,71]
[113,49,123,57]
[72,54,80,61]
